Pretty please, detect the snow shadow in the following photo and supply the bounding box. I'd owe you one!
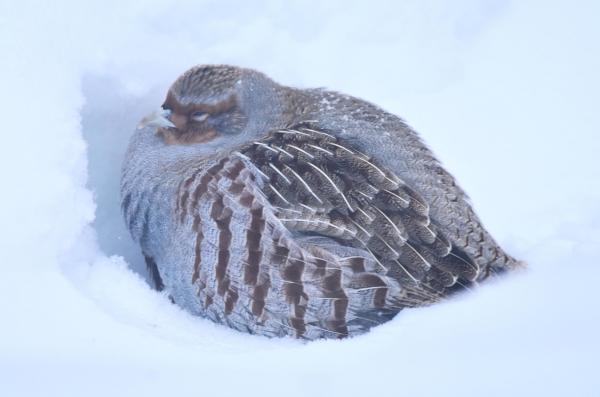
[81,74,165,282]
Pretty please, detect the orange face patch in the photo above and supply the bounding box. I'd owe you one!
[158,91,240,145]
[158,127,218,145]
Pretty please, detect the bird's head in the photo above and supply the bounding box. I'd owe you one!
[138,65,291,148]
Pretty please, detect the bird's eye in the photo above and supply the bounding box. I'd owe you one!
[190,111,209,122]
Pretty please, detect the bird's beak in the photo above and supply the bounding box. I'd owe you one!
[137,109,176,130]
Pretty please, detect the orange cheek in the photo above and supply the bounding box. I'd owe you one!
[158,128,218,145]
[170,113,188,130]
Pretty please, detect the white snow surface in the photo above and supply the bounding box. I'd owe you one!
[1,1,599,396]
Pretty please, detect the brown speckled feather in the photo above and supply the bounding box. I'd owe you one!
[240,123,483,292]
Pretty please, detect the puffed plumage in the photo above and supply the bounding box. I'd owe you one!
[121,65,520,340]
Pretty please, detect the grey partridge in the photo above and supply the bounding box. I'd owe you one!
[121,65,520,340]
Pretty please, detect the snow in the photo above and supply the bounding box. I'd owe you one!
[1,0,599,396]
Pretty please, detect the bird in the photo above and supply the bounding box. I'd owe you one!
[121,64,521,340]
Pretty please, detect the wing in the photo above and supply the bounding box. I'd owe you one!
[239,123,481,292]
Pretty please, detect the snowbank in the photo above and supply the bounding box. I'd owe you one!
[1,1,598,396]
